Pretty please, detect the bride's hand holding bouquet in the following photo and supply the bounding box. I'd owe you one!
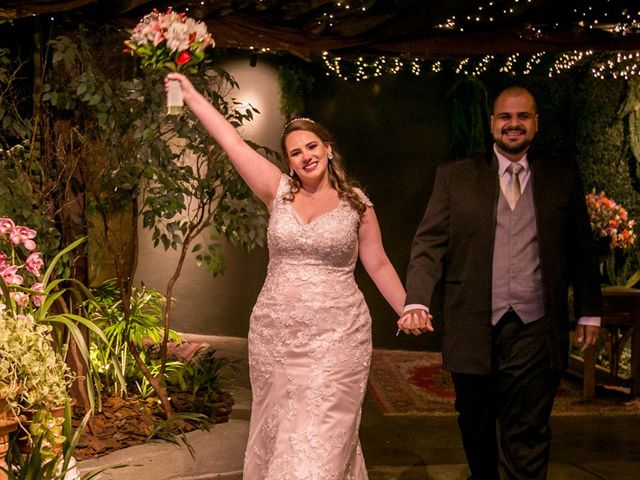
[124,8,215,114]
[163,72,198,110]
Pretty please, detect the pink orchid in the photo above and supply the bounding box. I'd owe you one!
[0,264,23,285]
[10,291,30,307]
[0,217,15,235]
[9,225,37,250]
[31,282,45,307]
[25,251,44,278]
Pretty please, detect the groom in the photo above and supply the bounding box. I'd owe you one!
[400,85,602,479]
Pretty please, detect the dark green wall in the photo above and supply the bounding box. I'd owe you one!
[144,52,638,351]
[306,71,454,350]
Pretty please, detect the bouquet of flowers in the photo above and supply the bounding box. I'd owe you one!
[586,191,636,250]
[124,7,215,113]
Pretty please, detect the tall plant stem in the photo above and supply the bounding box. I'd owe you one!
[158,201,218,382]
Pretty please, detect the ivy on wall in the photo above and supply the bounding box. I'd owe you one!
[446,77,490,160]
[445,71,640,284]
[570,75,640,284]
[277,58,315,119]
[619,78,640,192]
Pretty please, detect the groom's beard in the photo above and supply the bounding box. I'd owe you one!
[493,127,532,156]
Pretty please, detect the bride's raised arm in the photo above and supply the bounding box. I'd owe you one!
[165,72,282,207]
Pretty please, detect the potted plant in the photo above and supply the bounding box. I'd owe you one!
[0,217,80,463]
[0,399,19,480]
[0,306,73,458]
[3,401,110,480]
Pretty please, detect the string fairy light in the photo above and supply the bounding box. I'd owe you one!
[471,55,495,76]
[500,54,520,75]
[322,52,419,81]
[523,52,546,75]
[319,50,640,81]
[435,0,541,33]
[548,50,594,77]
[455,58,470,75]
[244,0,640,81]
[591,51,640,79]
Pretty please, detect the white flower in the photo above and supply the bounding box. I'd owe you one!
[166,22,190,52]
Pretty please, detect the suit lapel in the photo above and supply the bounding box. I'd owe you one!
[474,154,499,221]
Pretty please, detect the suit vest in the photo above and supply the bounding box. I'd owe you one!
[492,179,545,325]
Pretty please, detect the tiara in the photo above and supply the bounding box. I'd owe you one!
[281,117,316,136]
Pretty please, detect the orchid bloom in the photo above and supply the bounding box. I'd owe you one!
[0,251,8,268]
[25,251,44,278]
[10,291,30,307]
[31,282,45,307]
[9,225,37,250]
[0,264,24,285]
[0,217,15,236]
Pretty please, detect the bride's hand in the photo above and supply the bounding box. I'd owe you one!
[397,309,433,336]
[164,72,196,103]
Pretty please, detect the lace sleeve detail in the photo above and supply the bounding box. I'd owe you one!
[271,173,291,210]
[353,187,373,208]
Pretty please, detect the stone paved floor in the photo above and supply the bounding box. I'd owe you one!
[79,335,640,480]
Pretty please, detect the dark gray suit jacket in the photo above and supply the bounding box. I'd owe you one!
[406,151,602,374]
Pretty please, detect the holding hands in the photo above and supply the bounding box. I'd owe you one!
[397,308,434,336]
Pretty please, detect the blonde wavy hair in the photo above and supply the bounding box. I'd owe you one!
[280,118,367,216]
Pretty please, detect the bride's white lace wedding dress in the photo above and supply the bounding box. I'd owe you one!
[244,174,372,480]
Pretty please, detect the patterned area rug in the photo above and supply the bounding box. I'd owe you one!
[367,349,640,416]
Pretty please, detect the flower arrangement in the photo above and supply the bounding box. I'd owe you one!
[124,7,215,114]
[585,191,636,250]
[0,305,73,461]
[124,7,214,73]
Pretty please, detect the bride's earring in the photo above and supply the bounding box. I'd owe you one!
[328,152,334,161]
[289,167,295,176]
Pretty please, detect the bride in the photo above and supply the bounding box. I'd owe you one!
[165,72,429,479]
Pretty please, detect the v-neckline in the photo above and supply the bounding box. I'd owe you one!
[289,199,343,227]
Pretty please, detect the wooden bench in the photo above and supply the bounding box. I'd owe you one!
[582,286,640,400]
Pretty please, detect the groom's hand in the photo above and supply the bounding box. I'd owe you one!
[576,324,600,352]
[397,309,434,336]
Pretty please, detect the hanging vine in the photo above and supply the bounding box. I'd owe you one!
[619,78,640,191]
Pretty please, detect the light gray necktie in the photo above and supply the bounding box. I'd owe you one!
[506,163,523,209]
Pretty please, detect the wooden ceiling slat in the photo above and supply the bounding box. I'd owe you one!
[2,0,640,58]
[0,0,94,19]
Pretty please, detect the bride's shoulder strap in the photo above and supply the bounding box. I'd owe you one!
[275,173,291,200]
[353,187,373,208]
